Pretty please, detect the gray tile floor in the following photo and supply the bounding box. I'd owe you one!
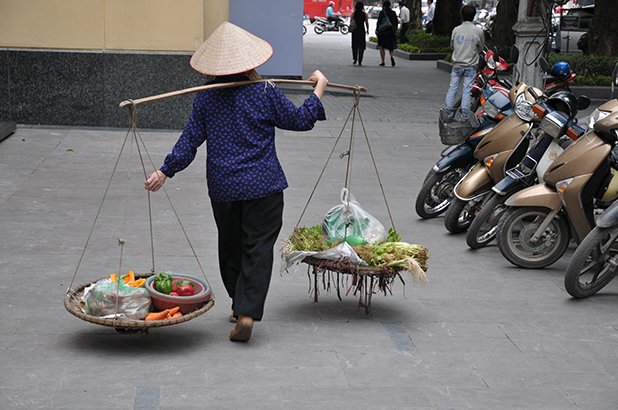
[1,32,617,409]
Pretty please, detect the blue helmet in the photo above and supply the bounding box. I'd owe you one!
[550,61,571,78]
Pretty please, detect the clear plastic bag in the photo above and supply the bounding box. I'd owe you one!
[84,278,151,320]
[282,241,365,271]
[322,188,386,244]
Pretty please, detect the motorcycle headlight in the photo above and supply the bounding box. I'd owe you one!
[540,112,566,138]
[587,108,611,129]
[483,100,500,119]
[515,93,535,122]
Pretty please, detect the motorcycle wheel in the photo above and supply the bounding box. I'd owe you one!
[443,197,477,234]
[415,167,468,219]
[339,24,349,34]
[465,192,507,249]
[314,25,324,34]
[564,226,618,298]
[496,206,570,269]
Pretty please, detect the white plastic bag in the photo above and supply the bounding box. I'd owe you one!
[84,278,151,320]
[282,242,365,272]
[322,188,386,244]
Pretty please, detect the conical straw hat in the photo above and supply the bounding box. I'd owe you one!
[190,22,273,76]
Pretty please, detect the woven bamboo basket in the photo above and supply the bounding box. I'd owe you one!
[64,273,214,330]
[302,256,402,277]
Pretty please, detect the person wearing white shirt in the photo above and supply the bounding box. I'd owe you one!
[426,0,435,33]
[399,1,410,43]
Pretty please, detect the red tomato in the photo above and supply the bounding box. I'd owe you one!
[176,284,195,296]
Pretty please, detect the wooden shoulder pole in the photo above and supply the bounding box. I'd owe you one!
[119,79,367,108]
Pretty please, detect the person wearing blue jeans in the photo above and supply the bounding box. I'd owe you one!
[445,66,477,121]
[444,4,484,122]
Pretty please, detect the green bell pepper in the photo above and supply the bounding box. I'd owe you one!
[154,272,173,295]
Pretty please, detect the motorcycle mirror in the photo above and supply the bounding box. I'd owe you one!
[539,56,551,74]
[577,95,591,111]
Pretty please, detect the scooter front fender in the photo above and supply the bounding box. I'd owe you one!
[434,143,475,172]
[504,184,562,211]
[596,200,618,228]
[454,162,493,200]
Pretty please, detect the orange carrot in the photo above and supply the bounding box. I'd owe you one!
[145,309,170,321]
[171,312,182,318]
[168,306,180,316]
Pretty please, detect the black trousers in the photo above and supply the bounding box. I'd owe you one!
[352,47,365,64]
[400,23,409,43]
[211,191,284,321]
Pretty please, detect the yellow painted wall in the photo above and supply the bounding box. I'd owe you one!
[0,0,229,52]
[0,0,105,49]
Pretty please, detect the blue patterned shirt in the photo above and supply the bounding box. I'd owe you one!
[160,81,326,202]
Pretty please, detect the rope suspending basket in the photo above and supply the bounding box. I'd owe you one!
[281,85,430,313]
[64,79,378,329]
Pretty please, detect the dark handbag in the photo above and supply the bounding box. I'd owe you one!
[376,13,392,34]
[349,16,357,32]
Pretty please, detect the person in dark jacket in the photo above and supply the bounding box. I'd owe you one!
[376,1,398,67]
[144,22,328,343]
[351,1,369,65]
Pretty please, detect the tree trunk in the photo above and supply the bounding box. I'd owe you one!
[586,0,618,56]
[490,0,518,49]
[407,0,422,30]
[433,0,463,37]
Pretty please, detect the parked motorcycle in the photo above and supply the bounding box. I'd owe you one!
[464,90,589,249]
[564,197,618,298]
[415,84,512,219]
[543,60,577,95]
[442,82,542,234]
[496,99,618,269]
[465,47,511,115]
[444,55,575,233]
[314,15,349,34]
[414,49,513,220]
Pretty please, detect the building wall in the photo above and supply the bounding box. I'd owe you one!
[0,0,303,128]
[0,0,229,128]
[0,0,213,51]
[230,0,303,78]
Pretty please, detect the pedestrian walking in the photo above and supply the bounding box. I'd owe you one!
[399,1,410,44]
[376,0,398,67]
[350,1,369,66]
[443,4,484,122]
[425,0,435,33]
[144,22,328,343]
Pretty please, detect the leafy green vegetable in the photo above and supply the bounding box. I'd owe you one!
[286,225,329,252]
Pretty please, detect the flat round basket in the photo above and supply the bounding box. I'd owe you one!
[302,256,402,277]
[64,273,214,329]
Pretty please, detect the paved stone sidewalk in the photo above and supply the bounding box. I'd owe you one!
[1,31,617,409]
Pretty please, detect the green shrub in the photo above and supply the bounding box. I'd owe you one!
[573,74,613,87]
[399,43,420,53]
[548,53,618,78]
[404,30,451,53]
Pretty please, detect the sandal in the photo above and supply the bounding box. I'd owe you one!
[229,316,253,342]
